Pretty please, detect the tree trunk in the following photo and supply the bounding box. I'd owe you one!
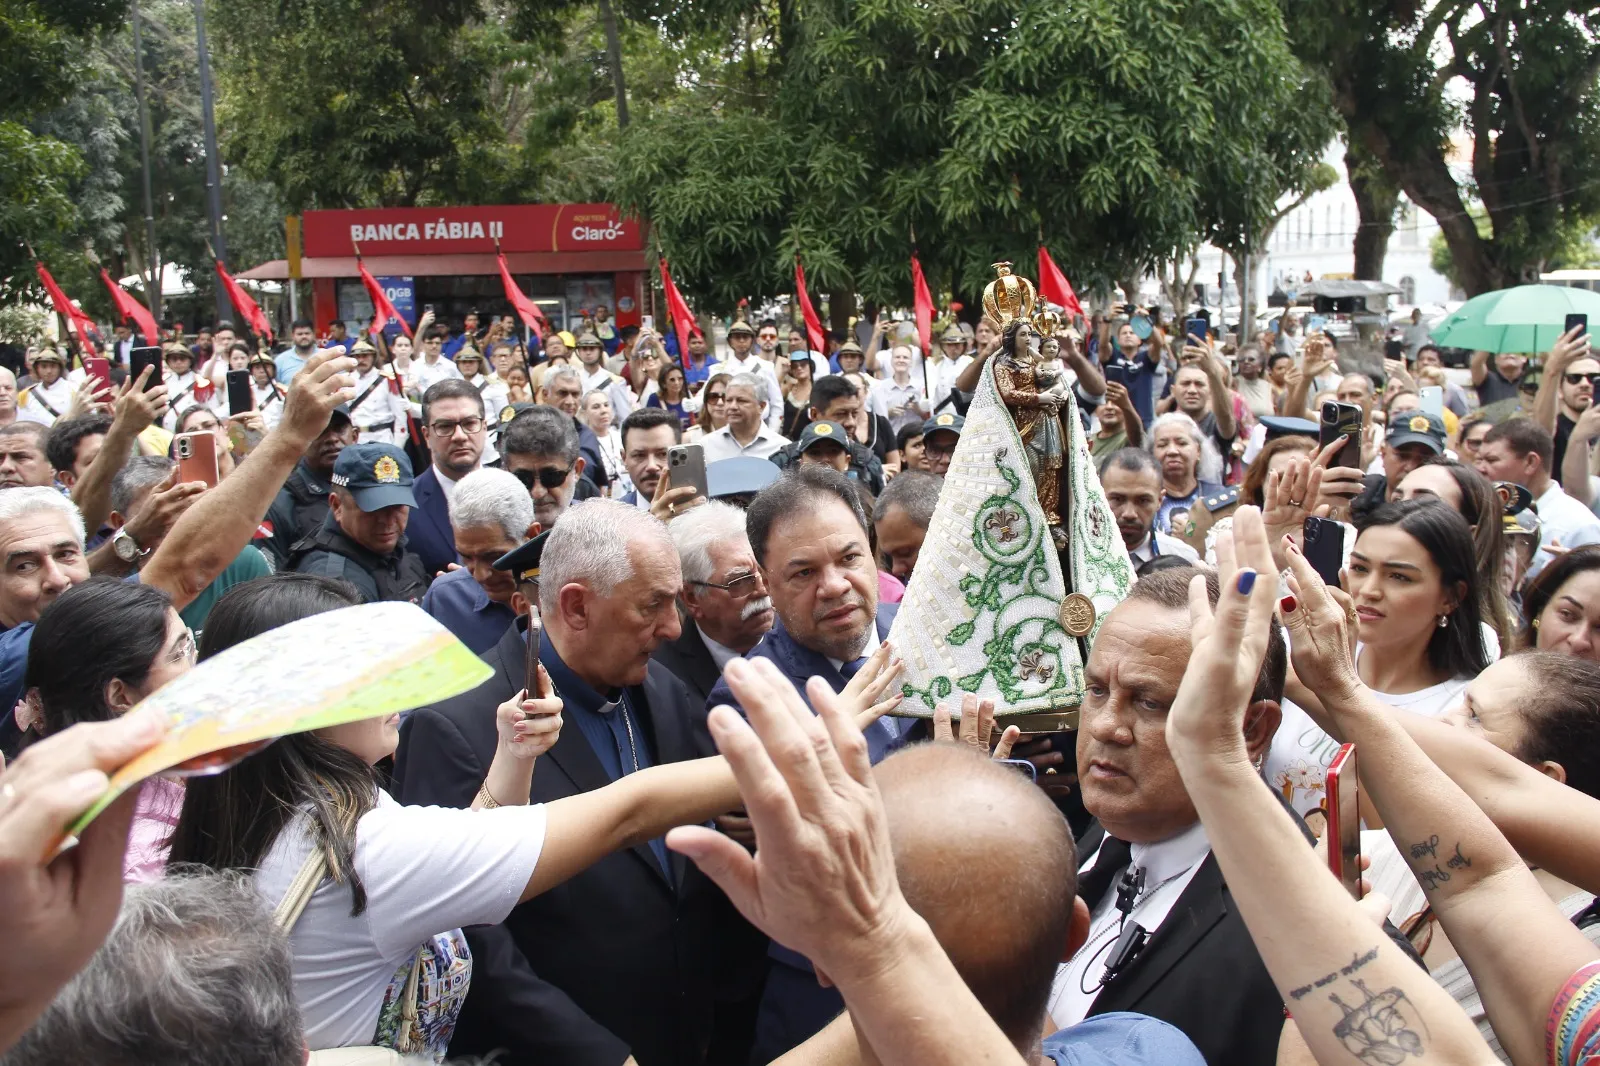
[597,0,629,128]
[1347,144,1399,281]
[828,289,853,342]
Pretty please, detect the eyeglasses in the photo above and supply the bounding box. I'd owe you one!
[512,466,572,490]
[691,572,761,596]
[758,333,778,341]
[705,392,727,405]
[167,626,198,665]
[1565,373,1600,386]
[428,417,485,437]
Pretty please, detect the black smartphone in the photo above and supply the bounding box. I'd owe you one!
[1103,362,1128,387]
[129,345,164,385]
[1302,516,1346,588]
[1568,313,1588,338]
[1320,400,1363,469]
[1185,317,1209,347]
[1384,339,1404,360]
[226,368,253,415]
[1326,743,1362,899]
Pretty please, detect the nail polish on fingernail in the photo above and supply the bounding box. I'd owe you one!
[1280,594,1298,613]
[1237,570,1257,595]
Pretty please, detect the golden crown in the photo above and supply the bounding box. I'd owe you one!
[982,262,1036,326]
[1032,306,1063,337]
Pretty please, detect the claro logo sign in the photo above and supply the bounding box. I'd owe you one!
[568,213,623,241]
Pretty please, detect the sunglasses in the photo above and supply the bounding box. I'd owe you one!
[705,392,728,404]
[1565,373,1600,386]
[512,466,572,490]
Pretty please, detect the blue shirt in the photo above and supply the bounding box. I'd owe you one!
[441,333,474,360]
[539,628,669,873]
[421,567,517,655]
[684,357,719,387]
[275,349,309,384]
[0,623,35,757]
[1042,1013,1205,1066]
[1110,346,1161,426]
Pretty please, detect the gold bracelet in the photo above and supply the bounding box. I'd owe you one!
[476,782,502,809]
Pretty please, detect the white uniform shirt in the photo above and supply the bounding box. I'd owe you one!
[407,356,464,398]
[16,375,74,426]
[253,380,288,431]
[347,368,412,447]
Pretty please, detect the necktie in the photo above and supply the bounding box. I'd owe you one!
[1076,835,1134,910]
[840,655,868,681]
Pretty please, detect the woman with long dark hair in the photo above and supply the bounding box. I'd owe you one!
[684,371,732,443]
[647,362,691,431]
[1520,545,1600,660]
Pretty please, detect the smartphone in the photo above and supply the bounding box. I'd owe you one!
[996,758,1038,782]
[226,369,254,416]
[667,443,709,499]
[1103,362,1128,387]
[1419,385,1443,418]
[83,357,111,397]
[1567,313,1588,337]
[1384,338,1404,360]
[1302,516,1346,588]
[1326,743,1361,899]
[641,314,654,332]
[174,431,219,488]
[1185,317,1209,347]
[1319,400,1363,469]
[524,608,542,697]
[129,345,164,385]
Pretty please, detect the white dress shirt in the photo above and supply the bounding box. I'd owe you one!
[699,629,743,672]
[1127,530,1199,566]
[1048,822,1212,1028]
[1531,479,1600,578]
[577,364,634,422]
[407,356,464,397]
[700,424,789,462]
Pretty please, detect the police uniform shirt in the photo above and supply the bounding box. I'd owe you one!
[465,373,511,423]
[348,367,411,446]
[162,370,216,429]
[253,381,288,430]
[16,376,74,426]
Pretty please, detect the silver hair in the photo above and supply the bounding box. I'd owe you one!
[726,373,764,398]
[545,365,582,390]
[872,471,940,529]
[1,869,303,1066]
[111,455,175,517]
[669,500,751,585]
[449,467,536,542]
[1148,411,1224,486]
[0,485,85,547]
[538,498,673,614]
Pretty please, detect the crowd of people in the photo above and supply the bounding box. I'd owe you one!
[4,294,1600,1066]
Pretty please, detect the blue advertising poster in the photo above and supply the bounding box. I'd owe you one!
[376,276,416,336]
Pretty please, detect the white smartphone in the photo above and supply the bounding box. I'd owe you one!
[641,314,654,332]
[1420,385,1443,418]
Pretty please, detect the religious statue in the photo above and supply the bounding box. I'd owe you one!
[993,316,1072,549]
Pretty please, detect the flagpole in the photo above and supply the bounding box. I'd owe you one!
[130,2,162,325]
[193,0,230,327]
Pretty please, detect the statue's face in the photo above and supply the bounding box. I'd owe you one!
[1013,324,1036,355]
[1041,338,1061,361]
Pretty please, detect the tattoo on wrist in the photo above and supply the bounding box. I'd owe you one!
[1288,947,1427,1063]
[1408,836,1472,892]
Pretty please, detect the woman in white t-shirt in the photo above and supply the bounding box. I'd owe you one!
[1268,498,1490,813]
[165,574,807,1060]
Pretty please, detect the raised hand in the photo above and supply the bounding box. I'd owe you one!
[838,640,904,728]
[279,347,357,447]
[931,693,1019,759]
[1280,536,1362,709]
[110,365,169,435]
[496,663,564,761]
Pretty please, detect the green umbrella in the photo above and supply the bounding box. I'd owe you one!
[1431,284,1600,353]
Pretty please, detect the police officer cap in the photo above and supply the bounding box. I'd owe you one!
[330,442,417,512]
[1258,415,1319,441]
[31,347,64,366]
[575,332,603,349]
[797,421,849,454]
[921,411,965,439]
[1385,411,1447,454]
[941,324,966,345]
[493,528,551,583]
[726,320,756,338]
[498,401,538,429]
[708,456,779,500]
[349,338,378,356]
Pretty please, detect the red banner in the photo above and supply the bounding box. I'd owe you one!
[358,260,412,338]
[910,253,935,357]
[497,253,547,340]
[1037,245,1084,320]
[795,259,824,355]
[35,262,99,358]
[100,269,160,342]
[302,204,644,258]
[659,258,699,368]
[215,260,274,341]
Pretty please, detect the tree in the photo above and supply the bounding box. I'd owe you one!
[613,0,1313,314]
[1286,0,1600,295]
[1346,143,1399,281]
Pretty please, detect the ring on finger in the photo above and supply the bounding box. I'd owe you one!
[0,782,15,806]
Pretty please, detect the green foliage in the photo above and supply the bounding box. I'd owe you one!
[614,0,1315,311]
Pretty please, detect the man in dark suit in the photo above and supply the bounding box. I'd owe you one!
[1048,566,1291,1066]
[654,500,773,705]
[392,500,745,1066]
[406,378,489,575]
[701,465,908,1063]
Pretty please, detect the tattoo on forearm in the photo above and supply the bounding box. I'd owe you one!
[1288,947,1427,1064]
[1407,838,1473,893]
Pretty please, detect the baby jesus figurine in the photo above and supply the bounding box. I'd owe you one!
[992,318,1072,549]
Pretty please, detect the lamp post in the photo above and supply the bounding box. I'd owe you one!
[130,2,162,323]
[194,0,230,326]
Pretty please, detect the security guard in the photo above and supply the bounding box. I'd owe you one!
[288,442,431,603]
[920,412,963,477]
[346,339,412,447]
[16,348,73,426]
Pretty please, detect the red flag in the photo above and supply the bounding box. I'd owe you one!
[794,258,824,355]
[1037,246,1084,319]
[658,258,700,369]
[356,259,412,339]
[910,253,935,356]
[35,261,99,357]
[215,260,275,341]
[100,269,160,343]
[497,253,546,340]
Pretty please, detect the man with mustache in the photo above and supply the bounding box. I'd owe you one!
[1098,449,1198,566]
[703,464,906,1063]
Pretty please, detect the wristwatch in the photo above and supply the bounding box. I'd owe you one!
[111,527,149,566]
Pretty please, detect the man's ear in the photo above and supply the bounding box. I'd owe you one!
[572,455,586,479]
[1537,760,1568,785]
[523,521,542,540]
[1064,895,1091,961]
[1243,699,1282,762]
[56,470,75,490]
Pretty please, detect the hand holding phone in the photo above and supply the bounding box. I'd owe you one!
[1319,400,1364,470]
[667,443,709,499]
[1302,516,1346,588]
[1325,743,1362,899]
[174,431,220,488]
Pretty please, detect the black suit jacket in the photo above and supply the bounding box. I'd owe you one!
[392,621,729,1066]
[650,614,723,708]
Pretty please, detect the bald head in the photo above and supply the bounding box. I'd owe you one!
[875,743,1085,1051]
